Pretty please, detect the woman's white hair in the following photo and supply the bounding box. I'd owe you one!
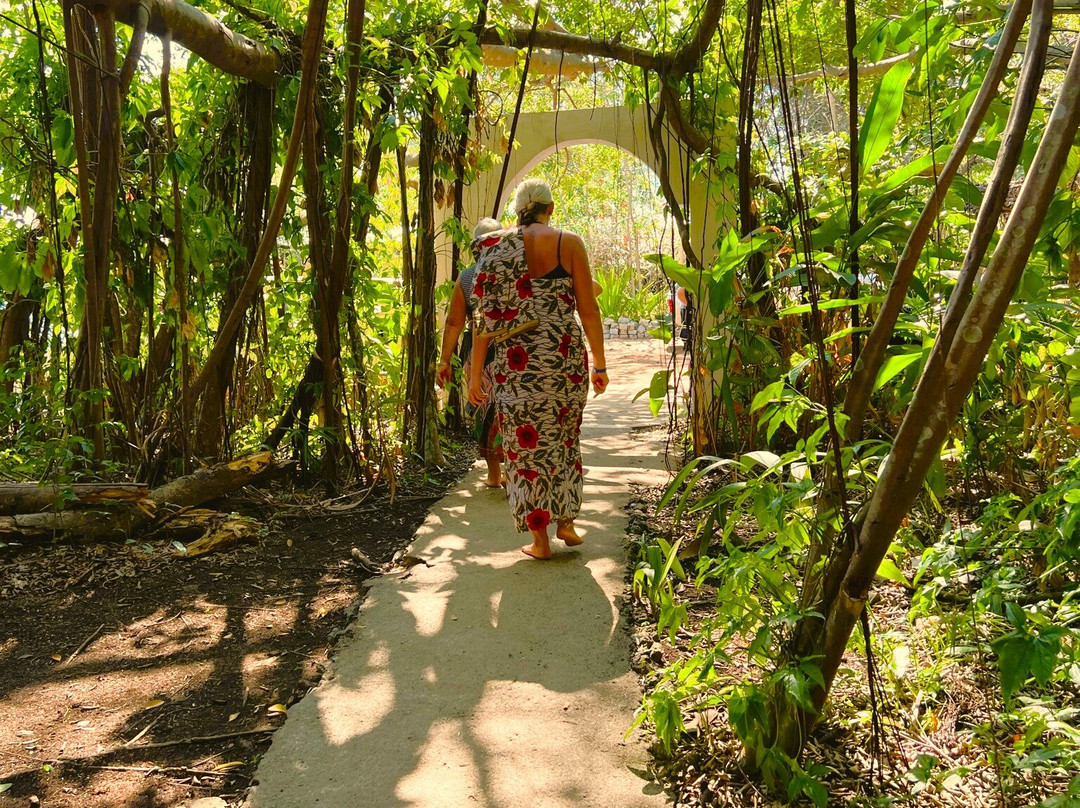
[471,217,501,239]
[513,178,553,216]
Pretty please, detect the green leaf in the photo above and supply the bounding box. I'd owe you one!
[874,350,923,391]
[644,253,701,292]
[742,450,781,470]
[1030,629,1064,686]
[0,243,19,294]
[991,632,1035,701]
[875,558,911,587]
[858,61,914,176]
[648,370,670,417]
[780,295,884,316]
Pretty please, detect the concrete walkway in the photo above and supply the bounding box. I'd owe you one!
[247,341,673,808]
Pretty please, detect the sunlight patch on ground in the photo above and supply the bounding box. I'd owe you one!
[316,640,395,746]
[401,588,452,637]
[0,663,209,760]
[488,590,502,628]
[244,600,299,644]
[395,719,487,808]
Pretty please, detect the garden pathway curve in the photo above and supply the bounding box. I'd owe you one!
[246,341,673,808]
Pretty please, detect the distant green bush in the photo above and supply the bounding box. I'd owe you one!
[594,266,668,322]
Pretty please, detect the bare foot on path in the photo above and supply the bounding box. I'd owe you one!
[521,543,553,559]
[484,477,503,488]
[556,523,584,547]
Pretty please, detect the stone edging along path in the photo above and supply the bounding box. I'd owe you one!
[246,341,672,808]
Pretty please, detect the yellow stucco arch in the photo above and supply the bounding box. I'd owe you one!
[436,105,725,284]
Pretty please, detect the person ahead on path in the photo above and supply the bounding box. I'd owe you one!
[437,217,504,486]
[468,178,608,560]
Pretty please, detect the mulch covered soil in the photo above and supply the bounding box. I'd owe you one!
[0,453,473,808]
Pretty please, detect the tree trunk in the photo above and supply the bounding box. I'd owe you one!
[314,0,367,484]
[0,295,34,396]
[0,483,150,516]
[301,85,341,484]
[186,0,329,410]
[770,19,1079,761]
[736,0,776,326]
[196,84,273,459]
[406,108,444,465]
[840,0,1033,442]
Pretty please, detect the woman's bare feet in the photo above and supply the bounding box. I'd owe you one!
[521,528,552,559]
[483,459,503,487]
[556,520,583,547]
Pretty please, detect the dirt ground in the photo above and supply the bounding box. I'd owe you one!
[0,453,473,808]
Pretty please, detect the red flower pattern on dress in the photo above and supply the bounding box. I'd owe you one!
[473,273,486,298]
[516,468,540,482]
[558,334,573,358]
[516,276,533,299]
[525,509,550,531]
[506,448,519,461]
[574,460,583,474]
[564,438,574,448]
[567,372,584,384]
[502,307,520,321]
[558,292,575,307]
[516,423,539,449]
[507,346,529,371]
[494,372,507,384]
[485,306,503,320]
[556,406,569,424]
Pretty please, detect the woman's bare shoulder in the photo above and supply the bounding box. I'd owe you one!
[557,229,586,249]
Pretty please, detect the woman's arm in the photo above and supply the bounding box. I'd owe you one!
[567,233,608,395]
[436,280,468,387]
[468,333,492,405]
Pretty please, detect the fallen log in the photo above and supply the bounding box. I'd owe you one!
[0,483,151,516]
[0,452,280,543]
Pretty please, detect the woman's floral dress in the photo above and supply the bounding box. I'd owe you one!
[473,229,588,533]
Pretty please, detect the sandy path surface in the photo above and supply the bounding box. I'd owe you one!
[246,340,673,808]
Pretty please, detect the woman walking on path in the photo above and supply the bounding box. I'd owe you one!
[468,179,609,559]
[437,218,504,486]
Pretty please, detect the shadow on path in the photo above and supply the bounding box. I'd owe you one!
[248,341,669,808]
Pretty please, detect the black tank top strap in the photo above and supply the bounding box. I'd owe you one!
[547,230,571,280]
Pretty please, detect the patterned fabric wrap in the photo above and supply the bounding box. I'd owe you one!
[459,264,478,317]
[458,263,502,461]
[473,229,588,533]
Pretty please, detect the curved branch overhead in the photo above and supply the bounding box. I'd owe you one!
[478,25,661,70]
[90,0,279,86]
[480,0,726,153]
[480,0,726,75]
[669,0,725,74]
